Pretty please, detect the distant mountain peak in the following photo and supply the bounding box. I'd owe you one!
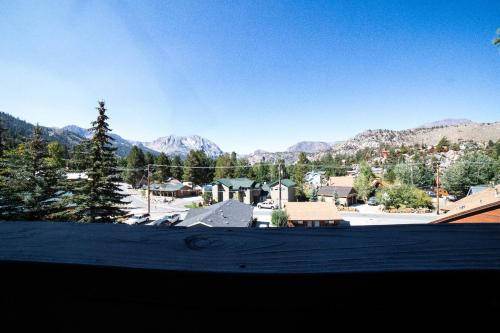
[417,118,473,129]
[144,135,223,158]
[286,141,332,153]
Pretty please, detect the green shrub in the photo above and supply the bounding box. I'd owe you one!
[271,209,289,227]
[377,184,433,209]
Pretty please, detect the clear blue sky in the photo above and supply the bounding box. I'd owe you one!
[1,0,499,153]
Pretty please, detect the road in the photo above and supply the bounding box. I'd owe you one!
[119,183,195,221]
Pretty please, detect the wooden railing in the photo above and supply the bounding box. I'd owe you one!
[1,221,500,319]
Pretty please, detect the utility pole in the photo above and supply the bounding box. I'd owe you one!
[278,162,282,209]
[147,164,151,215]
[410,164,414,185]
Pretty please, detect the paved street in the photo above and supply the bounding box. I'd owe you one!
[119,183,200,221]
[253,205,435,227]
[119,185,438,226]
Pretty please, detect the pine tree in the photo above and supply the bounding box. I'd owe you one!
[47,141,67,169]
[0,118,6,158]
[10,126,67,220]
[145,151,155,166]
[354,161,376,202]
[293,152,310,198]
[69,101,129,223]
[234,158,254,179]
[183,150,213,185]
[154,152,171,182]
[214,153,234,179]
[68,141,92,171]
[271,158,288,181]
[171,155,184,180]
[124,145,146,186]
[253,162,271,184]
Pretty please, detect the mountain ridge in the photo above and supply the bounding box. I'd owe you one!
[2,112,498,162]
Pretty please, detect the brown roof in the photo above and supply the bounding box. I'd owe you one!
[328,176,354,187]
[317,186,356,198]
[284,202,342,221]
[431,185,500,224]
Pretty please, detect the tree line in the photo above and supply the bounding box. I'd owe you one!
[0,101,128,222]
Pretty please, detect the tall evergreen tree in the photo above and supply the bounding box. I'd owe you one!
[253,162,271,184]
[183,150,213,185]
[154,152,171,182]
[293,152,310,197]
[0,149,22,218]
[271,158,288,181]
[171,155,183,180]
[6,126,67,220]
[145,151,155,166]
[214,153,234,179]
[69,101,128,223]
[47,141,67,169]
[68,141,92,171]
[124,145,146,186]
[234,158,254,179]
[354,161,376,202]
[0,118,6,158]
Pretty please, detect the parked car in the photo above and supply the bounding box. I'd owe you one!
[124,213,150,225]
[446,194,458,202]
[367,196,377,206]
[426,191,436,198]
[145,213,180,226]
[257,200,278,209]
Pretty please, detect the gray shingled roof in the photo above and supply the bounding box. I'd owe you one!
[317,186,356,198]
[175,200,254,227]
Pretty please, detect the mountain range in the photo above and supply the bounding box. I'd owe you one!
[61,125,223,158]
[1,111,498,162]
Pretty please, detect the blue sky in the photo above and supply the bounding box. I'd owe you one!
[1,0,499,153]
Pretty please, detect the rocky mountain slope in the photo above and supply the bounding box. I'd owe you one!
[286,141,332,153]
[62,126,223,158]
[62,125,158,157]
[245,121,500,164]
[329,122,500,156]
[0,112,83,149]
[3,111,498,162]
[417,118,473,128]
[0,111,224,159]
[143,135,223,158]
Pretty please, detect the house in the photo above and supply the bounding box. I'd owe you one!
[285,202,343,227]
[268,179,296,204]
[212,178,262,205]
[328,175,354,187]
[174,200,254,228]
[431,185,500,224]
[317,186,357,206]
[467,185,490,196]
[148,183,198,198]
[260,183,271,202]
[304,171,326,186]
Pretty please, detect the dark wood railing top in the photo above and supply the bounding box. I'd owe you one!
[1,221,500,274]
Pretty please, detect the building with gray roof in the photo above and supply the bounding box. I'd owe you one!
[175,200,254,228]
[317,185,357,206]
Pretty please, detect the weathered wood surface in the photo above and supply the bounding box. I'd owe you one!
[0,221,500,274]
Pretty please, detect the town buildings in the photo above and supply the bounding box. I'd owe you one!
[285,202,343,227]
